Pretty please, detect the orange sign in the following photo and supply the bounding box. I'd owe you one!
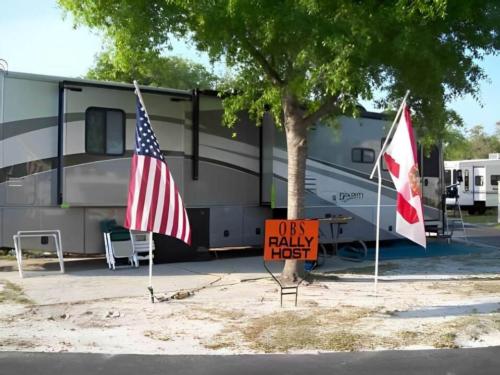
[264,219,319,261]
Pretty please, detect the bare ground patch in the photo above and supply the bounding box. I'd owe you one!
[427,279,500,297]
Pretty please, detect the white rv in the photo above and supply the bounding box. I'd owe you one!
[445,155,500,214]
[0,70,444,259]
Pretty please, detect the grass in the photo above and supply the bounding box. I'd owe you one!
[202,306,380,353]
[240,307,405,352]
[201,303,500,352]
[0,248,59,260]
[395,329,458,349]
[0,254,17,261]
[0,248,16,260]
[456,208,498,224]
[449,279,500,296]
[0,280,33,305]
[395,314,500,349]
[470,281,500,294]
[463,215,497,224]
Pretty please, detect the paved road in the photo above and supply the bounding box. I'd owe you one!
[1,347,500,375]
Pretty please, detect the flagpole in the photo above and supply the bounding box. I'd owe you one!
[370,90,410,180]
[133,80,146,107]
[129,79,191,304]
[134,80,154,303]
[148,231,154,303]
[374,163,382,293]
[370,91,410,294]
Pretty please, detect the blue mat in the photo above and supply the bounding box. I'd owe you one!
[364,240,493,261]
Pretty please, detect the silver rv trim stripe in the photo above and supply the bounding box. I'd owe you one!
[274,155,397,198]
[0,116,58,140]
[0,113,186,141]
[0,153,259,183]
[201,144,259,160]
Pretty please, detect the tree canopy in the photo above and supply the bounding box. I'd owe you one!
[86,49,218,90]
[60,0,499,140]
[444,125,500,160]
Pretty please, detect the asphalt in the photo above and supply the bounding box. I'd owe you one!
[1,347,500,375]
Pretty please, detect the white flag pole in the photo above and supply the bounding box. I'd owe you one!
[148,232,154,303]
[133,80,146,107]
[374,163,382,293]
[370,90,410,179]
[370,90,410,294]
[134,80,155,303]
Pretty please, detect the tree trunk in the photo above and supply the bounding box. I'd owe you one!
[281,95,308,282]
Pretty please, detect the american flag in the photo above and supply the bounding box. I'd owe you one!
[124,92,191,245]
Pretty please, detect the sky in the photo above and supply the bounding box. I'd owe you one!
[1,0,499,134]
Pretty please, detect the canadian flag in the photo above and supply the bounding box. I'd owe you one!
[383,105,426,248]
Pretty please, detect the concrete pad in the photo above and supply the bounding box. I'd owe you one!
[0,255,286,305]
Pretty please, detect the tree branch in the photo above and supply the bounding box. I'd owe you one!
[241,38,285,86]
[302,95,341,127]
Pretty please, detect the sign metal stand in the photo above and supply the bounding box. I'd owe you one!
[263,219,319,307]
[263,261,304,307]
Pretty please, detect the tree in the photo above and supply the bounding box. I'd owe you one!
[443,126,471,161]
[87,49,218,90]
[60,0,499,280]
[444,124,500,160]
[468,125,500,158]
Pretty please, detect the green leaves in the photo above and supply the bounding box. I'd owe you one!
[59,0,500,139]
[444,124,500,160]
[86,49,218,90]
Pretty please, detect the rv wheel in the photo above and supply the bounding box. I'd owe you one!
[467,207,477,215]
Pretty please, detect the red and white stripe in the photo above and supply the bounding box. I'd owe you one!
[125,154,191,245]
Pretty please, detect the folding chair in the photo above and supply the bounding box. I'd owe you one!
[129,230,154,267]
[100,219,135,270]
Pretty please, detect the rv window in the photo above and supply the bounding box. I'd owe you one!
[444,170,451,186]
[475,175,484,186]
[85,107,125,155]
[351,148,375,163]
[491,175,500,190]
[464,169,469,191]
[380,138,391,170]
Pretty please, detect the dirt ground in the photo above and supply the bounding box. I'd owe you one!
[0,240,499,354]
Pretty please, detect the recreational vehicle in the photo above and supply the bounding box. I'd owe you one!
[445,155,500,214]
[0,70,444,259]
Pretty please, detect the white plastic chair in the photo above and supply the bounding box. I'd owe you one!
[103,232,135,270]
[129,230,154,267]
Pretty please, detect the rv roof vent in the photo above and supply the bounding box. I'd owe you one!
[489,153,500,160]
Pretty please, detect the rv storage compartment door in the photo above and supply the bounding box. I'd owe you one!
[209,206,243,247]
